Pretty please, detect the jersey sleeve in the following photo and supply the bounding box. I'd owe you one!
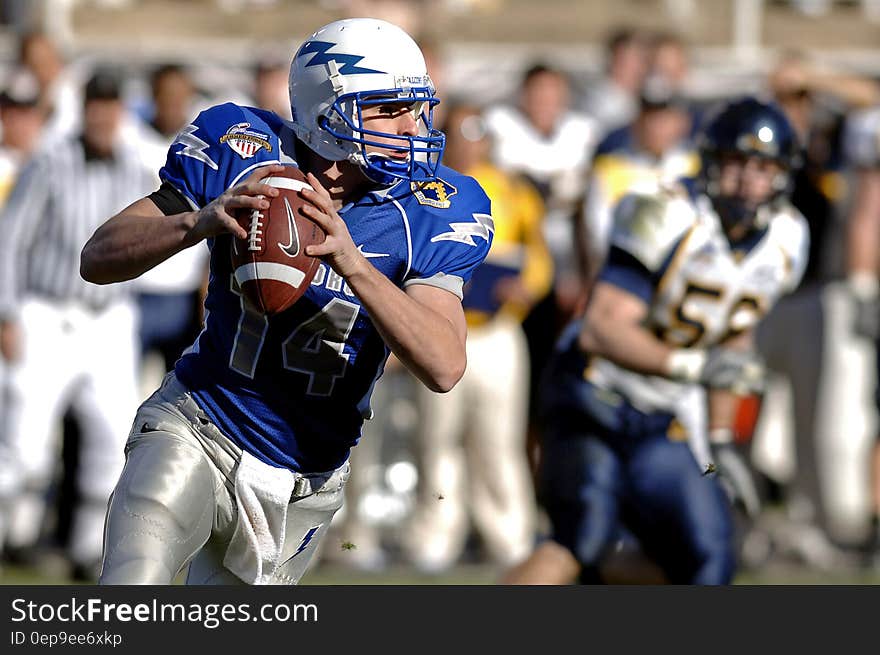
[404,176,493,299]
[159,103,281,209]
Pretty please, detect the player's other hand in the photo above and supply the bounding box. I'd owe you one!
[185,164,285,245]
[0,320,22,363]
[699,347,765,395]
[709,442,762,519]
[667,346,765,393]
[299,172,366,279]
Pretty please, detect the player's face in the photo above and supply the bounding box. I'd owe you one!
[716,153,782,208]
[360,100,420,160]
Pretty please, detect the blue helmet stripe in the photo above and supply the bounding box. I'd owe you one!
[298,41,385,75]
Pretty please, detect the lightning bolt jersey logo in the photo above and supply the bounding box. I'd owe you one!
[173,124,218,170]
[431,213,494,247]
[298,41,385,75]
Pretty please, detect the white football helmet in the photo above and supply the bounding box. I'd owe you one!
[289,18,444,185]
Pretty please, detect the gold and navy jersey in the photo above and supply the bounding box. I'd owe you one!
[586,186,808,414]
[157,103,493,472]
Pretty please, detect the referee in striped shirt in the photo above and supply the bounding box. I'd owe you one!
[0,68,155,579]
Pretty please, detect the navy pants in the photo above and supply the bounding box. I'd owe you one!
[540,414,736,585]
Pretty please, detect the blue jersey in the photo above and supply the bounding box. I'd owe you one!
[159,103,492,472]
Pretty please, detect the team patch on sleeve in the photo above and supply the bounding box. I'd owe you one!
[220,122,273,159]
[411,178,457,209]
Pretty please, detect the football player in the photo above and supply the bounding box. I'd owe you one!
[504,97,808,584]
[79,18,492,585]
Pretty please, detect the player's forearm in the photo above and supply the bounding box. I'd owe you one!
[345,260,466,393]
[707,387,739,434]
[579,316,672,377]
[81,208,198,285]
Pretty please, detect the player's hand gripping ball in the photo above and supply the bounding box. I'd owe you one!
[230,166,325,314]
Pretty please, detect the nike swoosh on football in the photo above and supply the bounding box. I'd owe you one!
[278,197,300,258]
[357,244,390,258]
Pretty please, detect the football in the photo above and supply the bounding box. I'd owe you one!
[230,166,325,315]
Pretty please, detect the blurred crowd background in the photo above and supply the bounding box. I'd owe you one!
[2,0,880,584]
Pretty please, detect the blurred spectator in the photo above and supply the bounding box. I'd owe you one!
[649,31,690,91]
[842,104,880,567]
[0,68,46,561]
[484,61,597,478]
[579,78,698,285]
[403,103,550,572]
[132,63,209,389]
[581,27,650,134]
[0,69,46,204]
[0,69,155,581]
[646,30,703,135]
[18,30,82,143]
[146,64,198,142]
[748,53,880,567]
[253,57,291,120]
[484,63,597,311]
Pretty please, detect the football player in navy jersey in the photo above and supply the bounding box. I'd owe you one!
[80,18,493,585]
[503,98,808,585]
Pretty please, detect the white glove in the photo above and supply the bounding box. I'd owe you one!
[667,347,765,395]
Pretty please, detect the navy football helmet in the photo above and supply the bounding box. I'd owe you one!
[697,97,801,230]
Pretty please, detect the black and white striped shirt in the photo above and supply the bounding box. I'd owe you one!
[0,135,155,317]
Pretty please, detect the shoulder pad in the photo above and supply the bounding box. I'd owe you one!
[611,189,695,272]
[769,200,810,291]
[770,199,810,253]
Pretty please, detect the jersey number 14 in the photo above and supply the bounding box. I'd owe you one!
[229,274,359,396]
